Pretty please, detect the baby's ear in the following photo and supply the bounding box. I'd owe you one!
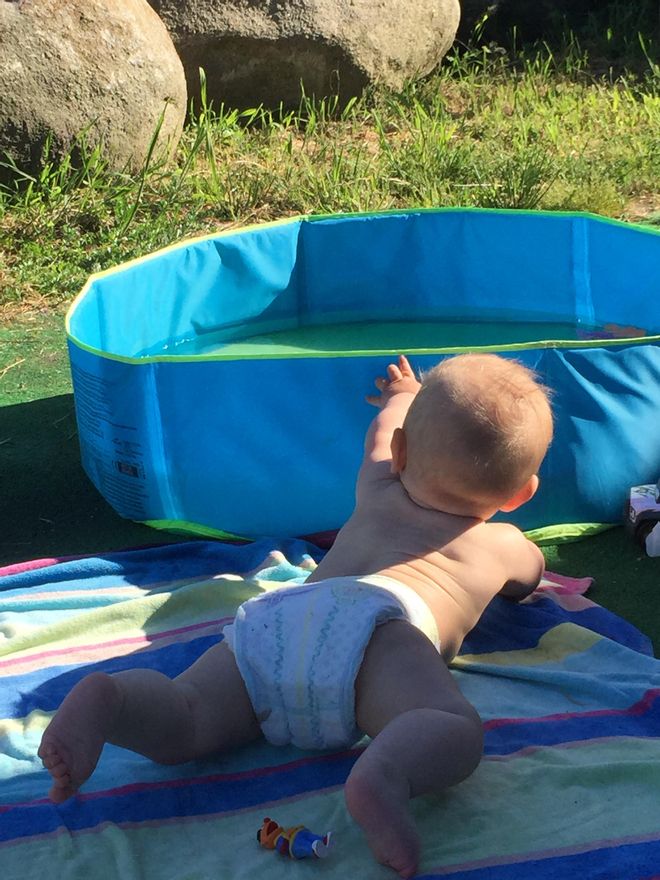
[390,428,407,474]
[499,474,539,512]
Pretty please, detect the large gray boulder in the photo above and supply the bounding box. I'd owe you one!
[148,0,461,109]
[0,0,187,179]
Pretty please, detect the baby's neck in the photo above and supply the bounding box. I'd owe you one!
[402,480,490,521]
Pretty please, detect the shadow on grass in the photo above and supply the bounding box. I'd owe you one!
[456,0,660,76]
[0,394,182,567]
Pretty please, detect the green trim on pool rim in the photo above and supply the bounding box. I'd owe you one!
[65,207,660,364]
[142,517,615,546]
[66,331,660,364]
[143,519,249,543]
[524,522,616,545]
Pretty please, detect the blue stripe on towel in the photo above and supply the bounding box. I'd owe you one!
[2,635,219,718]
[0,750,359,843]
[483,688,660,755]
[461,596,653,657]
[420,836,660,879]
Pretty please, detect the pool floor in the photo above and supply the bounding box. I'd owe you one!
[140,319,616,359]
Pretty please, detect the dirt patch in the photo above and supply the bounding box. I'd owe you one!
[624,193,660,224]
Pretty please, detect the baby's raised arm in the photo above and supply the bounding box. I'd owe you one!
[361,355,421,466]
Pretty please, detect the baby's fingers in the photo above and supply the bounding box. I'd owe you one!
[398,354,414,377]
[386,363,403,383]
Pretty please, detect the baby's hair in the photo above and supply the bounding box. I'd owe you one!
[402,353,553,505]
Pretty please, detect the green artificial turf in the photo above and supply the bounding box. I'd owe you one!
[0,311,71,405]
[543,530,658,656]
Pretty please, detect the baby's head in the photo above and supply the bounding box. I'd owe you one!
[395,353,553,518]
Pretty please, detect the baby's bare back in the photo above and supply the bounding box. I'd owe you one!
[307,473,541,660]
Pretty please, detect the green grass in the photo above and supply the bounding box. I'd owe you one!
[0,312,70,404]
[1,35,659,315]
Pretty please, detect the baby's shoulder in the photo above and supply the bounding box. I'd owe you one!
[463,520,529,557]
[481,520,526,537]
[479,520,528,544]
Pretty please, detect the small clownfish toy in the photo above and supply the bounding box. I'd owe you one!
[257,817,332,860]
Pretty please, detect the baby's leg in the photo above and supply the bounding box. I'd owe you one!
[39,642,261,802]
[346,620,483,879]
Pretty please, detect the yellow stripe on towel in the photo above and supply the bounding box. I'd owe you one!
[454,624,602,668]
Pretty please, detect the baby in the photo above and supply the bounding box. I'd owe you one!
[39,352,553,878]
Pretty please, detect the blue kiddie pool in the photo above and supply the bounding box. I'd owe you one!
[66,208,660,542]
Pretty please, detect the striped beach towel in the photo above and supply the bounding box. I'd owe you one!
[1,540,659,879]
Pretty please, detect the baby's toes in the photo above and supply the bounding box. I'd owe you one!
[49,780,76,804]
[39,747,59,770]
[39,737,71,777]
[48,759,72,781]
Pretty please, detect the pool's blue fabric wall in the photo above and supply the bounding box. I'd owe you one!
[67,209,660,538]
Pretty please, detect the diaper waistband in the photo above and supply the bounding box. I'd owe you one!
[354,574,440,651]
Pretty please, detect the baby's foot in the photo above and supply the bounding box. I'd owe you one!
[345,756,420,878]
[38,672,121,802]
[299,554,317,572]
[245,550,286,579]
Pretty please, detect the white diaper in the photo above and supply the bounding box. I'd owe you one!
[222,574,440,750]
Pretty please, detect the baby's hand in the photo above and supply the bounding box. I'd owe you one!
[366,355,421,408]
